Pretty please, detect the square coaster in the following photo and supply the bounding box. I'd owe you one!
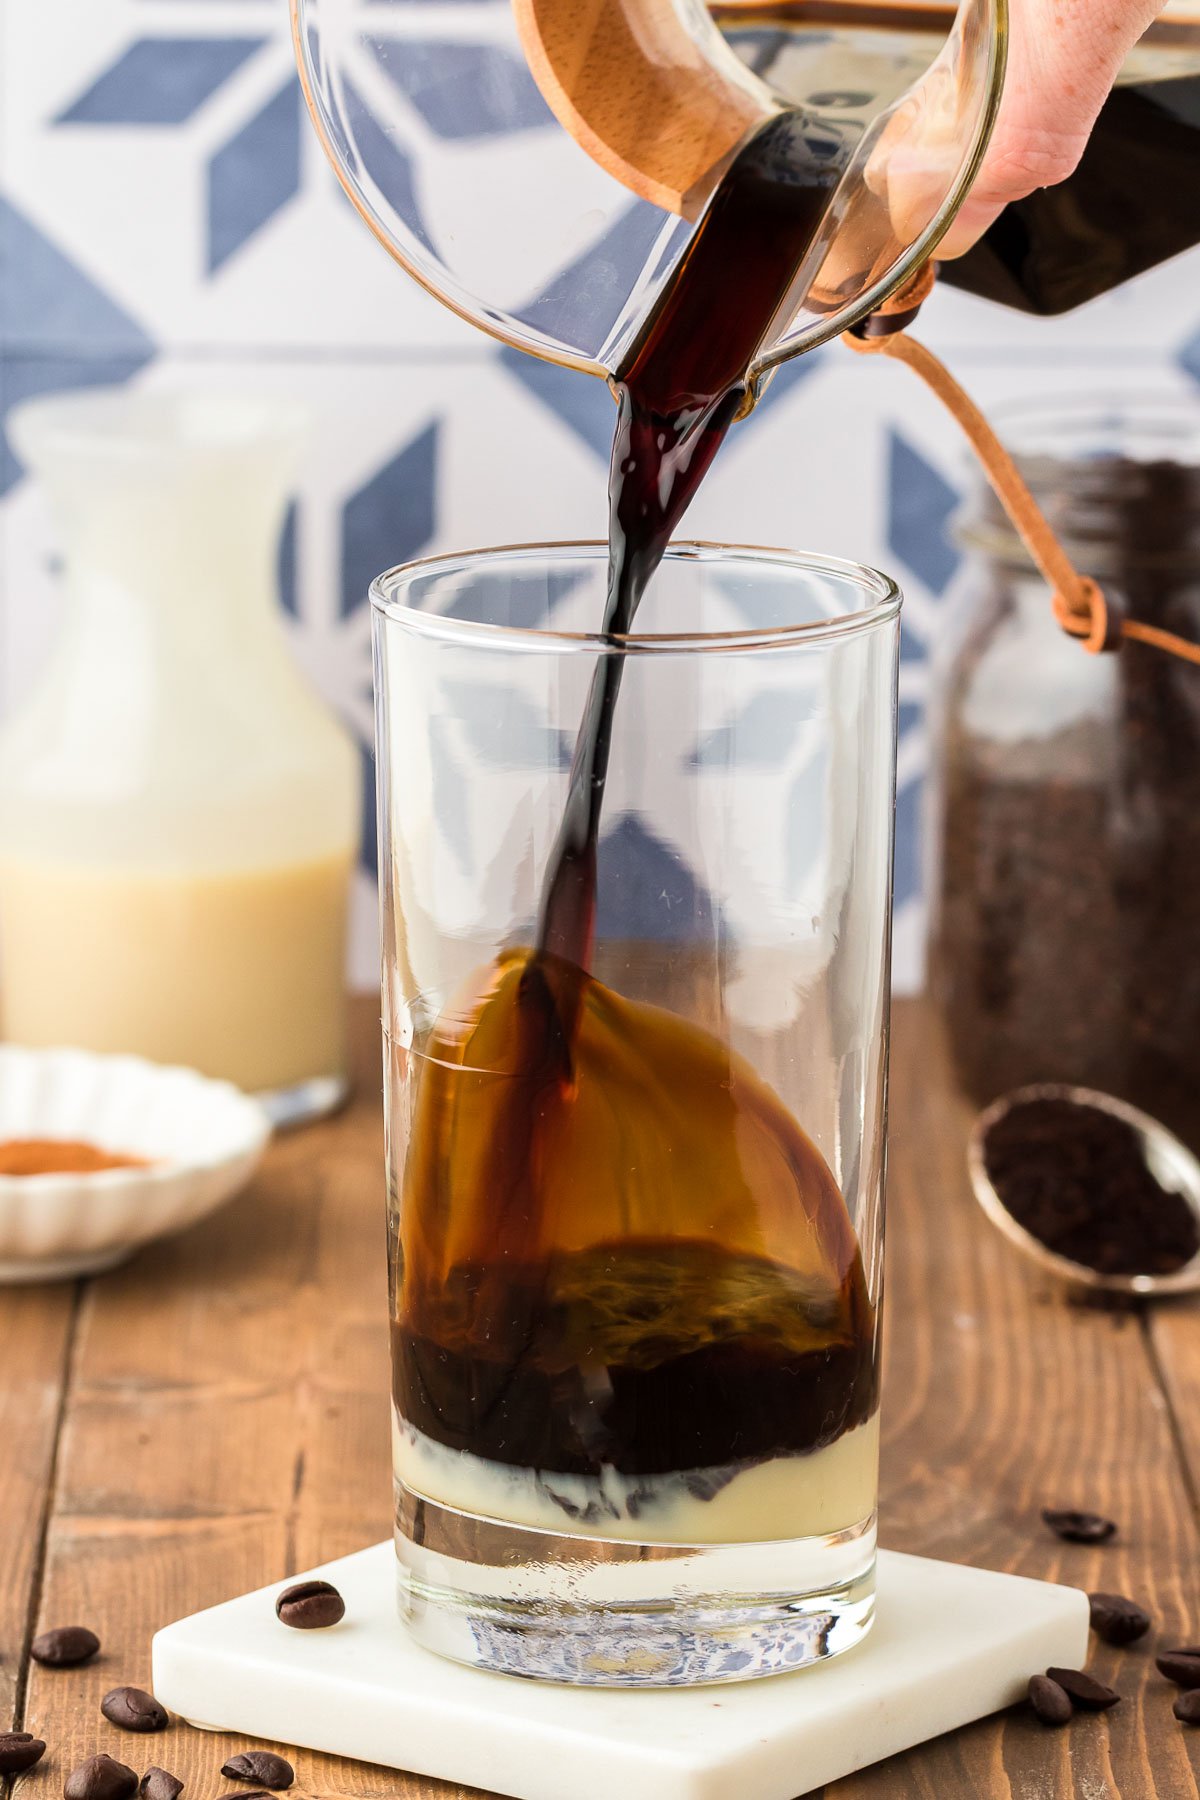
[152,1542,1087,1800]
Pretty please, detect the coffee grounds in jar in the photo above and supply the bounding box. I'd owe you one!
[935,448,1200,1151]
[983,1096,1199,1275]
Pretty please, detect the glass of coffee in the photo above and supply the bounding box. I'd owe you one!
[374,542,899,1686]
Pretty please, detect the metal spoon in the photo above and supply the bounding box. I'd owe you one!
[967,1082,1200,1299]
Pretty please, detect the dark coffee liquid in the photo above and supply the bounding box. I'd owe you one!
[393,113,878,1502]
[394,949,876,1485]
[395,1241,876,1479]
[942,74,1200,314]
[539,109,849,967]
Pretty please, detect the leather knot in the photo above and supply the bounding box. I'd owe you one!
[840,261,1200,669]
[849,262,937,343]
[1051,580,1124,655]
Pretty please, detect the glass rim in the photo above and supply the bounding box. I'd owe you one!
[369,540,902,653]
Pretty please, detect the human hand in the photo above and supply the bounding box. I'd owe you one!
[938,0,1164,255]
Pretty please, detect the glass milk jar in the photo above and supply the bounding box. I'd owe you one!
[0,390,359,1112]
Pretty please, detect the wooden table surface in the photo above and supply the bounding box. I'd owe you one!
[4,995,1200,1800]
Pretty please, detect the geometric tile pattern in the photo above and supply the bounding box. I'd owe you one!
[0,198,156,493]
[498,347,617,465]
[339,77,439,258]
[1182,324,1200,388]
[208,80,303,273]
[887,431,962,602]
[0,196,154,351]
[56,38,268,127]
[341,422,438,619]
[368,40,552,140]
[595,816,716,944]
[3,2,1200,989]
[509,199,685,359]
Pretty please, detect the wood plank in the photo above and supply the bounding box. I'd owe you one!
[16,998,449,1797]
[16,998,1200,1800]
[824,1005,1200,1800]
[0,1285,76,1728]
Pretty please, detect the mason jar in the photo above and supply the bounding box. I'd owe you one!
[930,397,1200,1148]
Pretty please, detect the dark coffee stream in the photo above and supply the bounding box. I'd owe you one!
[538,109,847,969]
[393,111,878,1504]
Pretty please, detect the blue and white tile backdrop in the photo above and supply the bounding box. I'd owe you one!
[2,0,1199,989]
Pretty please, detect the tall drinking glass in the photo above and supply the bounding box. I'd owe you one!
[374,543,899,1686]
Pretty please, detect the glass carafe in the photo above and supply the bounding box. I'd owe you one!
[293,0,1005,385]
[0,390,360,1120]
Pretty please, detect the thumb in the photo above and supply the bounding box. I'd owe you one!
[939,0,1163,258]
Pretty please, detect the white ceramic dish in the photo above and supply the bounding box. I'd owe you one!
[0,1045,272,1282]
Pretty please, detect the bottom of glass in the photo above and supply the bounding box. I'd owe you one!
[394,1481,876,1687]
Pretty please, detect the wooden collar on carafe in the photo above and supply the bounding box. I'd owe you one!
[847,266,1200,667]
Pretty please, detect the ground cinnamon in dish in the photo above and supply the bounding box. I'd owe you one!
[0,1139,150,1176]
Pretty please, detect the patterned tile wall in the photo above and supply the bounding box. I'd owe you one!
[2,0,1199,991]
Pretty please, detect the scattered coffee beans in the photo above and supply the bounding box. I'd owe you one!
[1045,1667,1121,1710]
[1156,1649,1200,1688]
[0,1731,47,1774]
[1028,1674,1072,1726]
[139,1768,183,1800]
[220,1752,294,1789]
[65,1753,139,1800]
[31,1624,101,1666]
[1175,1690,1200,1725]
[1088,1592,1151,1645]
[1041,1509,1117,1545]
[101,1686,169,1732]
[275,1580,344,1630]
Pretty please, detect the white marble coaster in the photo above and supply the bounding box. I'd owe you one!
[152,1541,1088,1800]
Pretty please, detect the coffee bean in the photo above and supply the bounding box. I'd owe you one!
[1028,1674,1072,1726]
[1175,1690,1200,1725]
[1045,1667,1121,1710]
[31,1624,101,1666]
[101,1686,169,1732]
[0,1732,47,1774]
[139,1768,184,1800]
[1156,1650,1200,1688]
[220,1752,293,1789]
[65,1753,139,1800]
[215,1791,275,1799]
[275,1580,344,1631]
[1041,1509,1117,1545]
[1088,1592,1151,1645]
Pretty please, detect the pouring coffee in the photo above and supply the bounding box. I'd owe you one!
[293,0,1193,1687]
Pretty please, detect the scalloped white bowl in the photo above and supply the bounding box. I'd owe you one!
[0,1045,272,1282]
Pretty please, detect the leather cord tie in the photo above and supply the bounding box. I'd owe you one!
[844,265,1200,666]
